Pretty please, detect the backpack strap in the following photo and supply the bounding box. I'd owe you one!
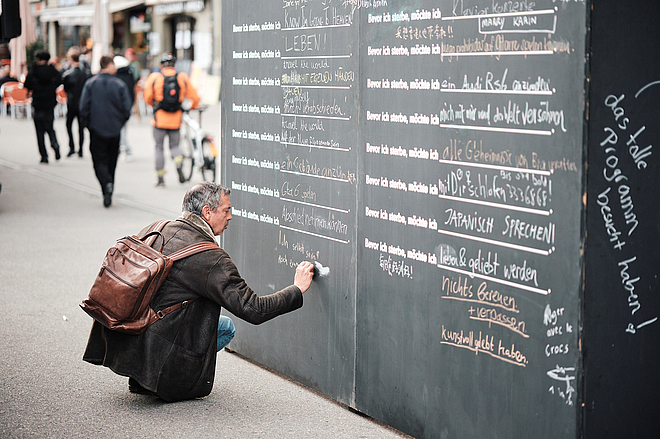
[142,221,216,257]
[175,72,181,97]
[151,219,170,233]
[169,241,219,261]
[143,220,170,251]
[152,73,160,113]
[155,297,197,321]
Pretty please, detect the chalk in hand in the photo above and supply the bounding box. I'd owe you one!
[313,261,330,278]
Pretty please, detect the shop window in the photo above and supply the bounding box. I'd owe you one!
[171,15,195,63]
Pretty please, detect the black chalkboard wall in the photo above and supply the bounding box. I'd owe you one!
[584,1,660,438]
[220,1,658,438]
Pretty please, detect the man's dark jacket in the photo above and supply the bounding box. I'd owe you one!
[61,66,90,111]
[24,63,61,111]
[115,65,135,105]
[79,72,131,137]
[82,214,303,402]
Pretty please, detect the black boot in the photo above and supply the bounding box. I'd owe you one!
[128,378,154,395]
[103,183,113,208]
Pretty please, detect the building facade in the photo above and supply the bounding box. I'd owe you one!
[37,0,221,75]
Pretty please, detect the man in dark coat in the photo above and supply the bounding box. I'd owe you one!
[61,46,90,157]
[79,54,131,207]
[24,50,62,164]
[83,182,315,402]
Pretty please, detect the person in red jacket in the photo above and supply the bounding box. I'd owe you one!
[143,53,200,186]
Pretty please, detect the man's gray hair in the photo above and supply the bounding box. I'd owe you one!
[182,182,231,215]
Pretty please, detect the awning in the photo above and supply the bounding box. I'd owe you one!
[110,0,145,13]
[39,5,94,26]
[38,1,145,26]
[145,0,187,5]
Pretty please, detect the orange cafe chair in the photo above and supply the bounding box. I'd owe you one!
[55,85,67,117]
[3,83,32,119]
[0,81,19,117]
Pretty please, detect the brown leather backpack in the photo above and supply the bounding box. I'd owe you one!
[80,220,217,334]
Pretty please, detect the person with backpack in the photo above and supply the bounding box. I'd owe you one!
[143,52,200,186]
[82,182,316,402]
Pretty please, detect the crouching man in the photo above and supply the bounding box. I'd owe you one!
[83,182,315,402]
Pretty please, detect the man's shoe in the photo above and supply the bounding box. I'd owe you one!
[78,149,83,158]
[103,183,113,208]
[155,175,165,187]
[128,378,154,395]
[39,158,48,164]
[54,148,61,160]
[176,164,185,183]
[67,149,76,157]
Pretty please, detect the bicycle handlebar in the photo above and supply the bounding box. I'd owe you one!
[182,105,208,114]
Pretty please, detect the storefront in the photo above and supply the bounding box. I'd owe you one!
[112,1,150,74]
[38,0,94,58]
[145,0,214,73]
[38,0,145,61]
[38,0,220,74]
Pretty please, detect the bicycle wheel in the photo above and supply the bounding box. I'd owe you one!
[201,138,217,182]
[179,134,195,182]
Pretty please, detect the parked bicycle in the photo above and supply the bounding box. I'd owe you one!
[179,105,217,182]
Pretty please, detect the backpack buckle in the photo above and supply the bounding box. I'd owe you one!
[156,310,164,319]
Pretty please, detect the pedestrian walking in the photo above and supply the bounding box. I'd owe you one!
[24,50,62,164]
[79,47,92,75]
[82,182,316,402]
[143,53,200,186]
[124,48,141,83]
[79,55,131,208]
[61,46,90,158]
[124,48,142,122]
[113,55,136,160]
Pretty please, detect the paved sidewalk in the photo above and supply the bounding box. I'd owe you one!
[0,110,410,438]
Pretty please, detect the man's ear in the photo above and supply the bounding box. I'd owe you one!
[201,205,210,220]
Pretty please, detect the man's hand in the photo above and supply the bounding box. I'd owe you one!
[294,261,315,294]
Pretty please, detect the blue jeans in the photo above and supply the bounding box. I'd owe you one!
[217,316,235,352]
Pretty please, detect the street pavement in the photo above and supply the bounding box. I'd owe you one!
[0,107,410,439]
